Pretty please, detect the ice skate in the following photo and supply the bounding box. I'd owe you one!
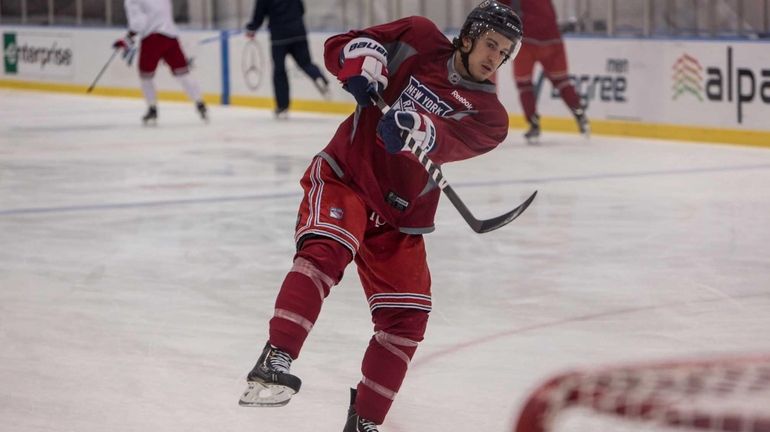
[573,107,590,138]
[314,76,331,99]
[524,115,540,145]
[343,388,379,432]
[196,101,208,123]
[239,342,301,407]
[142,105,157,126]
[274,107,289,120]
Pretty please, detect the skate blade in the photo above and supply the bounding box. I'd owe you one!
[313,81,331,100]
[239,381,296,407]
[142,119,157,127]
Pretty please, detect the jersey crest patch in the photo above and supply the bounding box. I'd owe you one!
[329,207,344,220]
[393,77,454,117]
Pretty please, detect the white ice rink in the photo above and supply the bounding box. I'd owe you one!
[1,89,769,432]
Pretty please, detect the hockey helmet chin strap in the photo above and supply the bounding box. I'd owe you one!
[459,40,474,77]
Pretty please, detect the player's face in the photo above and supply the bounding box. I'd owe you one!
[465,30,515,81]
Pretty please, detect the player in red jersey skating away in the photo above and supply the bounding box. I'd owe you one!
[113,0,208,125]
[239,2,523,431]
[501,0,589,143]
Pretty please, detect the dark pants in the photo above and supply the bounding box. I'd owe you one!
[271,38,327,111]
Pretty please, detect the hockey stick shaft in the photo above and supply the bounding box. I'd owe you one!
[533,70,545,105]
[197,29,244,46]
[86,48,120,93]
[367,88,536,233]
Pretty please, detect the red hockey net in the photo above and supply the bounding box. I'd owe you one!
[514,355,770,432]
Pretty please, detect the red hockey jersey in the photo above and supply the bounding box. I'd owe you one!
[320,16,509,234]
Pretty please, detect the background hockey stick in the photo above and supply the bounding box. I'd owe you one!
[197,29,244,46]
[533,69,545,105]
[86,48,120,93]
[368,88,537,234]
[187,29,245,71]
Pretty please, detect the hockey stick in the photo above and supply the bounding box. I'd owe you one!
[86,48,120,93]
[188,30,245,70]
[368,89,537,234]
[197,29,244,46]
[533,70,545,105]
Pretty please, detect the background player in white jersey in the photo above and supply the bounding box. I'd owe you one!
[113,0,208,125]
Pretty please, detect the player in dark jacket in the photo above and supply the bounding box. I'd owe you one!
[245,0,329,118]
[239,2,523,431]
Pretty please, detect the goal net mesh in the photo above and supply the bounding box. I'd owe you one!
[514,355,770,432]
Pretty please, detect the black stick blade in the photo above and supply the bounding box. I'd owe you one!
[472,190,537,233]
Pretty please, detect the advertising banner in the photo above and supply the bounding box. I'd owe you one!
[1,24,768,137]
[498,38,770,131]
[662,42,770,129]
[3,31,74,79]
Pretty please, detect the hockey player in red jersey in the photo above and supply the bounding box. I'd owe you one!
[500,0,589,143]
[239,2,523,431]
[112,0,208,125]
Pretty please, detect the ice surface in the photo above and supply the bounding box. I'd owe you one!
[1,89,769,432]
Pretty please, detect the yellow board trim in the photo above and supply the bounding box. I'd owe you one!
[508,114,770,148]
[2,79,768,148]
[0,79,220,104]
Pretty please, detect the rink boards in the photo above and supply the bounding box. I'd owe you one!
[1,25,769,147]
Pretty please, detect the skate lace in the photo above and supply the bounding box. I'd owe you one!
[268,348,292,373]
[359,419,378,432]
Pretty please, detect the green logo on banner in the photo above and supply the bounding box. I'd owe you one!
[3,33,18,74]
